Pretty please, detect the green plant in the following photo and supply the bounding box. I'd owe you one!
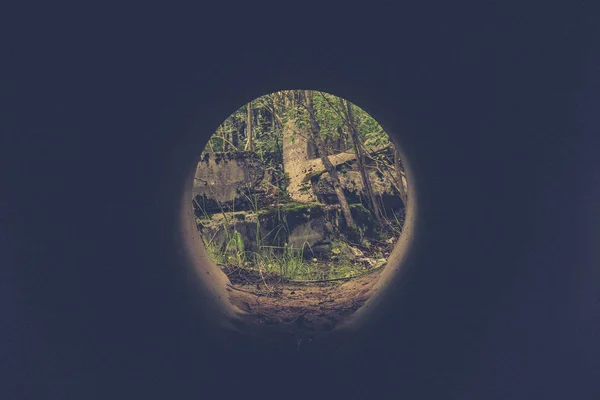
[193,197,212,222]
[224,230,246,267]
[196,179,392,282]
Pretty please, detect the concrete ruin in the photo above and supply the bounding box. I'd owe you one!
[193,141,405,213]
[193,133,406,254]
[192,151,266,212]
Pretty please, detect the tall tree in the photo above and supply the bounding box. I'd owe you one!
[220,124,228,152]
[392,142,408,207]
[245,101,254,151]
[341,99,384,226]
[304,90,355,228]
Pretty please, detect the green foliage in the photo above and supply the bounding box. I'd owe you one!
[224,230,246,266]
[198,199,376,281]
[203,90,390,159]
[197,90,402,281]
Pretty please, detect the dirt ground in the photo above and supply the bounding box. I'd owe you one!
[222,265,383,334]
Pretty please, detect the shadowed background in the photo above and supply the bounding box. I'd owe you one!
[2,3,599,399]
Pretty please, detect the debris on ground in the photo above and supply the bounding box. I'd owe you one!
[224,265,384,334]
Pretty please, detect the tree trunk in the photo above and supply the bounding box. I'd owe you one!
[343,99,385,227]
[220,124,228,152]
[245,101,254,151]
[392,142,408,207]
[282,118,316,202]
[270,93,281,153]
[305,90,355,228]
[233,122,242,149]
[270,95,276,132]
[272,92,283,129]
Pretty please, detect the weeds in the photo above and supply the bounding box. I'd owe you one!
[195,190,396,282]
[200,215,366,281]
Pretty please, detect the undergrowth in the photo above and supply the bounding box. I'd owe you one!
[201,226,366,281]
[196,189,397,282]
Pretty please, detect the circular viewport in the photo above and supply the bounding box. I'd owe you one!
[193,90,408,332]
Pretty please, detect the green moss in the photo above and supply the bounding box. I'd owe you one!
[280,202,319,213]
[348,203,377,240]
[349,203,372,223]
[259,202,320,216]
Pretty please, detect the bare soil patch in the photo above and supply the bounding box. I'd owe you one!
[223,264,383,335]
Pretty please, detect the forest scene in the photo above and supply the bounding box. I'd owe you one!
[193,90,408,329]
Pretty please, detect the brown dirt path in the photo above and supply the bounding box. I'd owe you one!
[224,266,383,334]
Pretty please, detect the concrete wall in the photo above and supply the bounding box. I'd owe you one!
[3,4,599,399]
[193,152,264,211]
